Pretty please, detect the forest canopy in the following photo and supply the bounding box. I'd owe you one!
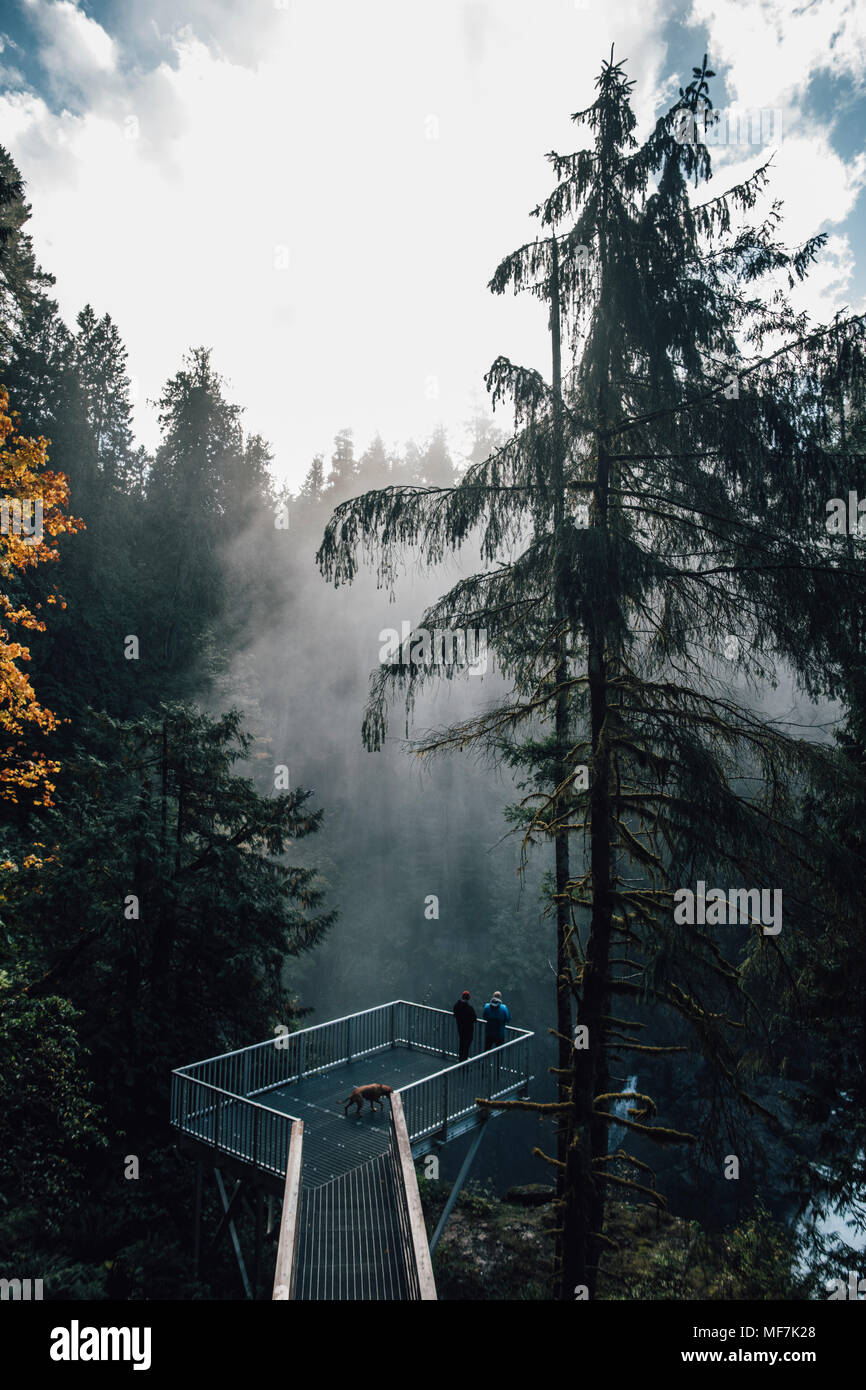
[0,37,864,1313]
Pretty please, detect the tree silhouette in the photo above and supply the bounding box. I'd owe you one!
[321,49,866,1298]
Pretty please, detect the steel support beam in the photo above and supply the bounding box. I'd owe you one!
[429,1120,488,1255]
[193,1160,202,1279]
[213,1168,253,1300]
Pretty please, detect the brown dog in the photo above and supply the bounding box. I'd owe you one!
[342,1083,393,1117]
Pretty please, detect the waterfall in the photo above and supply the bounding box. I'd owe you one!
[608,1074,638,1153]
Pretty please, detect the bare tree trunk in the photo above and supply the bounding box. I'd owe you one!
[560,206,615,1295]
[549,237,574,1190]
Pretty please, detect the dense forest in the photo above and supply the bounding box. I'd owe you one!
[1,44,865,1311]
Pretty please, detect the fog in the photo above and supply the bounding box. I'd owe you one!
[207,448,847,1198]
[215,481,559,1187]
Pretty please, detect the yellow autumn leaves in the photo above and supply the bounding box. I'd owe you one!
[0,385,82,806]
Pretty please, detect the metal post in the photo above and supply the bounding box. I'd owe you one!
[193,1160,202,1279]
[213,1169,253,1301]
[429,1122,488,1255]
[253,1187,263,1300]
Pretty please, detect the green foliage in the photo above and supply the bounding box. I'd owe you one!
[742,671,866,1250]
[0,1144,238,1299]
[0,979,107,1221]
[73,305,135,488]
[0,145,54,360]
[3,704,335,1132]
[315,48,866,1300]
[701,1205,812,1301]
[419,1179,553,1300]
[599,1202,813,1300]
[0,1205,111,1299]
[0,49,861,1306]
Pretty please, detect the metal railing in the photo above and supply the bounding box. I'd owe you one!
[169,1073,298,1177]
[174,1002,402,1105]
[390,1001,532,1069]
[388,1092,437,1300]
[173,1001,528,1090]
[171,1001,533,1170]
[398,1033,532,1146]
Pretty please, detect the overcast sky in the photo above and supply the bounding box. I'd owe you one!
[1,0,864,486]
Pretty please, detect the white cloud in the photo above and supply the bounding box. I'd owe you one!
[23,0,118,95]
[1,1,672,479]
[0,0,862,486]
[687,0,866,103]
[680,0,866,326]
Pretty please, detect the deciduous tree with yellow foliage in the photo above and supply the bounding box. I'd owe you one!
[0,384,81,806]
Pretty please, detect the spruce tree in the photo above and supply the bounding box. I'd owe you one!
[300,452,325,501]
[318,51,866,1298]
[0,146,53,363]
[73,306,135,488]
[143,347,245,685]
[358,434,396,490]
[8,704,335,1132]
[325,427,357,499]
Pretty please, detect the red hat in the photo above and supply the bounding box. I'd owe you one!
[461,990,471,998]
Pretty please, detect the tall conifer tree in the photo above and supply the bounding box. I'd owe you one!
[74,306,135,488]
[319,52,865,1297]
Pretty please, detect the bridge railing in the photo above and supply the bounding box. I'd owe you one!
[172,1002,533,1165]
[393,1000,531,1063]
[174,1002,399,1108]
[173,1002,528,1102]
[397,1032,532,1146]
[169,1071,299,1177]
[388,1092,437,1300]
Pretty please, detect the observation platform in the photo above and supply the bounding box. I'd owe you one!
[170,1001,533,1300]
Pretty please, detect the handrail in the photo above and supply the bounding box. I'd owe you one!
[389,998,532,1039]
[175,1001,402,1072]
[397,1033,528,1095]
[171,1002,533,1174]
[272,1120,304,1300]
[389,1092,437,1300]
[170,1071,301,1123]
[170,1071,297,1176]
[175,999,532,1075]
[397,1034,532,1145]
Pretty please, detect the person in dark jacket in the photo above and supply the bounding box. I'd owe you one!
[482,991,510,1050]
[453,990,476,1061]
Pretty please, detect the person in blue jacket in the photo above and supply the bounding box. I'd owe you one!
[482,991,510,1050]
